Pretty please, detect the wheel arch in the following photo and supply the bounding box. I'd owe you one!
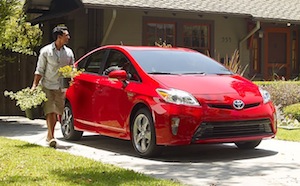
[129,102,153,137]
[129,102,161,157]
[64,98,70,105]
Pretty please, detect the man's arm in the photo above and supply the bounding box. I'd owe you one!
[31,48,46,90]
[31,74,42,90]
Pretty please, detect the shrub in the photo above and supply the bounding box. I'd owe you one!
[283,103,300,121]
[222,50,248,76]
[255,81,300,108]
[206,49,248,76]
[255,81,300,129]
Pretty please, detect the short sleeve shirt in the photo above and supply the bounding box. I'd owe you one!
[35,42,75,90]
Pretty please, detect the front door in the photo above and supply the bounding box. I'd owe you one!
[93,50,130,135]
[264,28,290,80]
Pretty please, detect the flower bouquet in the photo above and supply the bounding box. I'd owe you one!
[4,86,48,119]
[58,65,84,88]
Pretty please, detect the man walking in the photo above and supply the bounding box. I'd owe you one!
[31,25,75,148]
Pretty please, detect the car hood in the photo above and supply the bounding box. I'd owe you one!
[151,74,260,97]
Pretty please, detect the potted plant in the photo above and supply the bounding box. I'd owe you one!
[58,65,84,88]
[4,86,48,119]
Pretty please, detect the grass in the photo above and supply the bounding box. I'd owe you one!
[275,128,300,142]
[0,137,182,186]
[1,129,299,186]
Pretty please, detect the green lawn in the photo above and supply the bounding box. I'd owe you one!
[275,128,300,142]
[1,128,299,186]
[0,137,182,186]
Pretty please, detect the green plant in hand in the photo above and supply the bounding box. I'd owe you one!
[4,86,47,111]
[58,65,84,78]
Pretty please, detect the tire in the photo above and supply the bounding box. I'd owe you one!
[131,108,161,157]
[235,140,262,150]
[61,103,83,140]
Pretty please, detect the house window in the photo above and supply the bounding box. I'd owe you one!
[183,24,210,53]
[143,17,213,53]
[146,23,175,46]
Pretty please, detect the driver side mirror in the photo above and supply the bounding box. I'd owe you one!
[108,70,128,81]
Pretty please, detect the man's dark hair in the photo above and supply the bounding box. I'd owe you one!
[52,25,68,41]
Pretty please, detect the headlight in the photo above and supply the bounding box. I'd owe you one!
[156,88,200,106]
[259,87,271,104]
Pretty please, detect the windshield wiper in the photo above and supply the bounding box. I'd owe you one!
[216,72,233,75]
[148,72,176,75]
[181,72,206,75]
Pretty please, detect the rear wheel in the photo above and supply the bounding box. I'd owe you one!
[61,103,83,140]
[131,108,161,157]
[235,140,262,149]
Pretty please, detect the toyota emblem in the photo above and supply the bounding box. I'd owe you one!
[233,100,245,110]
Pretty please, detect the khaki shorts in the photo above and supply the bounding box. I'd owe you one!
[42,87,65,115]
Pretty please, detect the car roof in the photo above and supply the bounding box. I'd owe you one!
[101,45,196,52]
[75,45,198,64]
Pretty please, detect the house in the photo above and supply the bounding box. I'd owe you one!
[24,0,300,80]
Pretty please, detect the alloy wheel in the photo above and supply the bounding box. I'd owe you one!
[61,106,72,137]
[133,113,152,153]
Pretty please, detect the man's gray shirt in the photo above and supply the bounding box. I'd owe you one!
[35,42,75,90]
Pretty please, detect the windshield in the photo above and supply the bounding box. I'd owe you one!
[130,50,232,75]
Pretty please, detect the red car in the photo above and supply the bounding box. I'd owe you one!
[60,45,277,157]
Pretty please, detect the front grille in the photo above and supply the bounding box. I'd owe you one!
[207,102,260,110]
[192,119,273,141]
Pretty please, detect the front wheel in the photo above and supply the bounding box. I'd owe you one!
[61,103,83,140]
[131,108,161,157]
[235,140,262,149]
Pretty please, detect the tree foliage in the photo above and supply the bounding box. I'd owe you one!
[0,0,42,56]
[0,0,18,32]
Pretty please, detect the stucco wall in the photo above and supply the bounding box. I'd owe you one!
[103,9,143,45]
[41,8,251,76]
[213,15,250,75]
[70,9,89,59]
[65,9,89,59]
[102,9,250,73]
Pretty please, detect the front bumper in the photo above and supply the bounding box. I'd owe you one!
[192,119,275,143]
[152,101,276,146]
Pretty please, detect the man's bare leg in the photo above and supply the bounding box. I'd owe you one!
[46,113,57,147]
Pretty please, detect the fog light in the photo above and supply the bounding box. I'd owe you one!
[171,117,180,135]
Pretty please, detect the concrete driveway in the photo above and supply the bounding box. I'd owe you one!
[1,116,299,186]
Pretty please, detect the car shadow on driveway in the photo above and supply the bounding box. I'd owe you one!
[59,134,278,163]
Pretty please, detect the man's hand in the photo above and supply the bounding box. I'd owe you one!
[31,84,37,91]
[31,74,42,91]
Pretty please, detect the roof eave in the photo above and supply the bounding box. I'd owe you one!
[83,4,253,19]
[253,17,300,25]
